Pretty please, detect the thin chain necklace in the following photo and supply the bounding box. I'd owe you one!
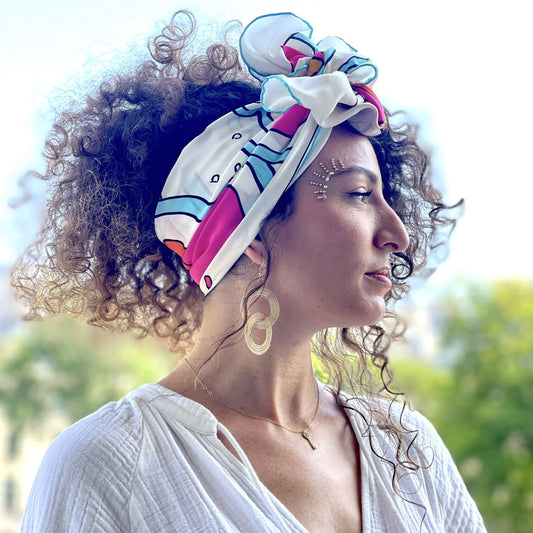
[183,358,320,450]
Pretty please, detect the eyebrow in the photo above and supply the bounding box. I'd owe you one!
[336,165,380,185]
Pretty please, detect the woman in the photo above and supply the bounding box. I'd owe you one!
[13,11,485,533]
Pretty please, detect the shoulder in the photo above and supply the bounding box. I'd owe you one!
[344,396,486,532]
[399,405,487,531]
[43,386,147,479]
[21,386,154,532]
[343,395,449,461]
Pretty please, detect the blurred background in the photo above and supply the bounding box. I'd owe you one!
[1,1,531,531]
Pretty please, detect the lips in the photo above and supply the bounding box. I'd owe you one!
[364,268,392,287]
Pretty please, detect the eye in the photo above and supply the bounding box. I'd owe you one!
[348,188,373,203]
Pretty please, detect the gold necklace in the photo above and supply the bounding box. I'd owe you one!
[183,358,320,450]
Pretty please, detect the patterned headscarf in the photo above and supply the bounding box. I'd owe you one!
[155,12,385,294]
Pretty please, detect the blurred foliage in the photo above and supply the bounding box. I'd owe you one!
[388,356,450,422]
[392,277,533,533]
[0,317,177,435]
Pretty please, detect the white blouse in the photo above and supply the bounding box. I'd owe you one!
[21,383,486,532]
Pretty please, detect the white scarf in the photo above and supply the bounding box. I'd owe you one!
[155,12,385,294]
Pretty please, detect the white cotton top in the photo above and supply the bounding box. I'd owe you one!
[21,384,486,532]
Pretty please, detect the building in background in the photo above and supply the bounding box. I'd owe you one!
[0,411,65,532]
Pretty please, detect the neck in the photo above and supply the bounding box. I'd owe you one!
[161,279,320,426]
[185,330,318,424]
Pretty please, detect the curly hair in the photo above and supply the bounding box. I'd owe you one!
[11,11,260,352]
[11,10,460,520]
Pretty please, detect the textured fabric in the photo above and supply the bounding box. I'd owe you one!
[154,13,385,294]
[21,384,486,532]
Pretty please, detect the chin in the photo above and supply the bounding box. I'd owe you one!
[350,299,387,327]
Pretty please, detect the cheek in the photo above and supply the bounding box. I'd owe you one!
[268,218,322,288]
[312,209,364,255]
[277,213,359,282]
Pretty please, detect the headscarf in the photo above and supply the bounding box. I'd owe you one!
[155,12,385,294]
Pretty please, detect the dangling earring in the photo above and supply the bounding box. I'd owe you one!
[241,265,280,355]
[242,288,280,355]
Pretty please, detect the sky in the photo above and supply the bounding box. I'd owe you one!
[1,0,531,298]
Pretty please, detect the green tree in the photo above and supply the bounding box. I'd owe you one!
[388,355,452,422]
[0,317,177,435]
[393,278,533,533]
[439,278,533,533]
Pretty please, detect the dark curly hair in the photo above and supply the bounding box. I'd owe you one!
[10,10,460,520]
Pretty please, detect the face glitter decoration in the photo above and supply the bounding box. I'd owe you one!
[309,159,346,199]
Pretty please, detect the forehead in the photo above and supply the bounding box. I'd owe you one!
[314,127,381,176]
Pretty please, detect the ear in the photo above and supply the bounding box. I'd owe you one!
[243,239,266,266]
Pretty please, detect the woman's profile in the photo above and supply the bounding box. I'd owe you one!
[11,11,486,532]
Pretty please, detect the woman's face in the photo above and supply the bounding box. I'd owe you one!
[267,126,409,330]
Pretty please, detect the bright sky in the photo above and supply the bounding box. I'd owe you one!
[1,0,531,291]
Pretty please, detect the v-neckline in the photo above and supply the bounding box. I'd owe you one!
[143,382,367,532]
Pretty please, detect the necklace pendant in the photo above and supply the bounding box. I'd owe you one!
[302,429,317,450]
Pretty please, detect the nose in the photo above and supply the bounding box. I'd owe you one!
[374,203,410,252]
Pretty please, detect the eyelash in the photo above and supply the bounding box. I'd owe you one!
[348,189,373,202]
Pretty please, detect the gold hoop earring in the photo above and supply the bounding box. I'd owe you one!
[241,288,280,355]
